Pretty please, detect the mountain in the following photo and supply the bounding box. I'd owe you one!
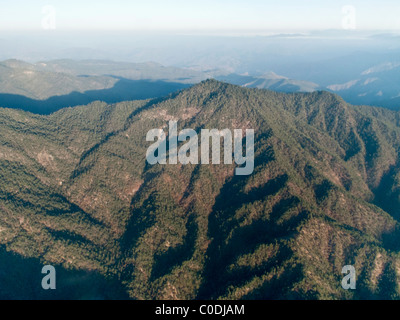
[34,59,208,83]
[0,59,321,115]
[0,59,117,100]
[1,80,400,299]
[1,57,399,115]
[217,72,320,93]
[0,59,207,114]
[327,61,400,110]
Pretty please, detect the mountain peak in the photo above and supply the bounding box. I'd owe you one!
[260,71,287,80]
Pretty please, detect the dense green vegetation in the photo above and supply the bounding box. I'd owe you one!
[0,80,400,299]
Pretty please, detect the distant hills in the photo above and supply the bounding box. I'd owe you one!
[326,61,400,109]
[216,72,320,92]
[0,59,322,114]
[0,59,117,100]
[0,58,398,114]
[1,80,400,299]
[34,59,207,83]
[0,59,204,114]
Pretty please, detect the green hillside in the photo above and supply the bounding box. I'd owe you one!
[1,80,400,299]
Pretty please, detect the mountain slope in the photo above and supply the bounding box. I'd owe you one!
[1,80,400,299]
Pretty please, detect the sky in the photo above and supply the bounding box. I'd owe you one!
[0,0,399,32]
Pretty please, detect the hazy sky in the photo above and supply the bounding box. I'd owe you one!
[0,0,399,32]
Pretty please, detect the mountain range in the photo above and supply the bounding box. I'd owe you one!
[1,80,400,299]
[0,58,399,116]
[327,61,400,109]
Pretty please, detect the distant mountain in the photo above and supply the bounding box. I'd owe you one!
[2,30,400,111]
[0,59,205,114]
[1,80,400,299]
[34,59,208,83]
[0,59,322,115]
[0,57,399,116]
[327,61,400,109]
[0,59,117,100]
[217,72,320,92]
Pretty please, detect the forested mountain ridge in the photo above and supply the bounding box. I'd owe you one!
[1,79,400,299]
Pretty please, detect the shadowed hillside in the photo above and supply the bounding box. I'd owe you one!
[0,246,129,300]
